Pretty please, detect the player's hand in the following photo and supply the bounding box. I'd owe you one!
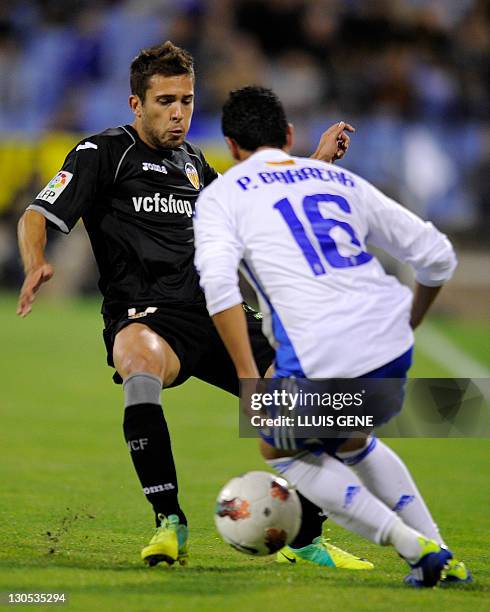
[17,263,54,317]
[311,121,355,163]
[241,376,268,419]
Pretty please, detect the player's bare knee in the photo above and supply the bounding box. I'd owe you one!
[113,324,181,385]
[114,325,165,379]
[118,351,162,378]
[113,344,163,378]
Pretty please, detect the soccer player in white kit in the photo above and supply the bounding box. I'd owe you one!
[193,86,473,587]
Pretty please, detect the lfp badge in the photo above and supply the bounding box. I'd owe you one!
[49,171,70,189]
[36,170,73,204]
[185,162,200,190]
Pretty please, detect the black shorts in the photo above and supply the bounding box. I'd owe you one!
[102,303,274,397]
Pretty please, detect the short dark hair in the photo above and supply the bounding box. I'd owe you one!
[130,41,194,101]
[221,86,288,151]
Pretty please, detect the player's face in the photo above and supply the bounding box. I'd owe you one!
[133,74,194,149]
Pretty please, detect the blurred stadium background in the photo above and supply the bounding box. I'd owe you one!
[0,0,488,320]
[1,3,488,608]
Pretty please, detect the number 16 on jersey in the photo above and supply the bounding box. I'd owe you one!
[274,193,372,276]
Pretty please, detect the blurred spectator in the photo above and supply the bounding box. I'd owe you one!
[0,22,24,127]
[235,0,307,56]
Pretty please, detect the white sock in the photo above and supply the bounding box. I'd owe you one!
[336,438,445,546]
[387,517,425,563]
[267,453,398,545]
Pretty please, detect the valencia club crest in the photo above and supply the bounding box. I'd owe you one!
[185,162,200,189]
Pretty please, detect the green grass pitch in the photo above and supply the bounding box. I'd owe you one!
[0,294,488,611]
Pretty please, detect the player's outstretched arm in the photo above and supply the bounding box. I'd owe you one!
[311,121,355,163]
[17,210,54,317]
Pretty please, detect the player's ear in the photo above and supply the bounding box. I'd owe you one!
[286,123,294,151]
[225,137,241,161]
[129,95,142,118]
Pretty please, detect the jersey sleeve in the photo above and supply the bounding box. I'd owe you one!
[27,136,107,233]
[193,182,244,315]
[364,182,457,286]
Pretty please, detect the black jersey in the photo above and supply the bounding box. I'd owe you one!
[28,125,219,313]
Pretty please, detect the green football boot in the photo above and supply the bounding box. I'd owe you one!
[277,536,374,570]
[441,558,473,585]
[141,514,189,567]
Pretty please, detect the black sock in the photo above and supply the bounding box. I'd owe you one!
[123,403,187,526]
[290,492,326,548]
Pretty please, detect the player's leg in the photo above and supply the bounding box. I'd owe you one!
[273,451,452,587]
[335,436,472,584]
[330,347,472,583]
[336,436,444,543]
[262,439,373,570]
[333,348,444,544]
[113,322,188,566]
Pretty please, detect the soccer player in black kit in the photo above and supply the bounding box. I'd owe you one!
[17,41,371,570]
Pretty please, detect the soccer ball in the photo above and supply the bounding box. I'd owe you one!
[215,471,302,556]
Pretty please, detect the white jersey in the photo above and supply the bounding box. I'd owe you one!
[194,149,457,377]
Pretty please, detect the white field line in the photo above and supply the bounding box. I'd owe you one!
[416,322,490,379]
